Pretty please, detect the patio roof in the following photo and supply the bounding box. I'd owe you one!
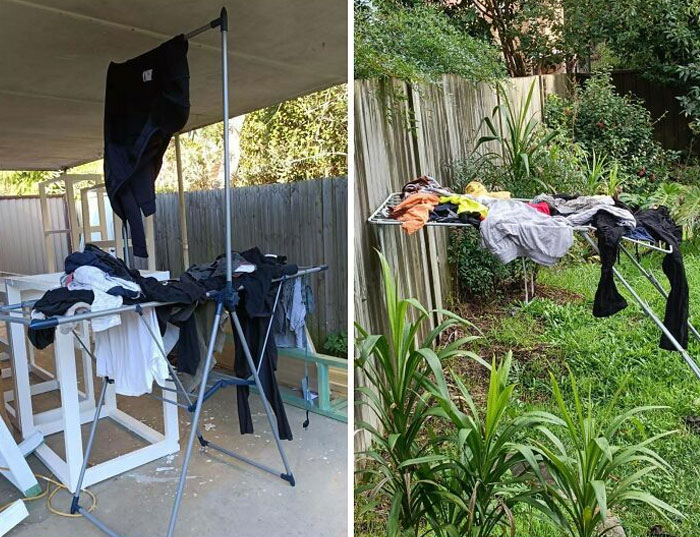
[0,0,347,171]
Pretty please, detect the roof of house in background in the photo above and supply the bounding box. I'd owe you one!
[0,0,347,170]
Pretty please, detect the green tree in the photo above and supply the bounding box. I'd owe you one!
[236,85,348,184]
[434,0,569,76]
[354,0,505,83]
[0,170,59,196]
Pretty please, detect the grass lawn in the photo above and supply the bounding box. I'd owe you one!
[356,249,700,537]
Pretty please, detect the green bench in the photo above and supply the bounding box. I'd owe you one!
[256,347,348,423]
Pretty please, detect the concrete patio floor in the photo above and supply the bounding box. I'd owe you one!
[0,372,348,537]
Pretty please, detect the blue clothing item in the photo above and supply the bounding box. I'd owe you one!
[104,35,190,258]
[624,226,656,242]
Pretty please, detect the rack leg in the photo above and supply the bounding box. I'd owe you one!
[619,244,700,345]
[522,258,529,304]
[228,311,295,485]
[166,301,223,537]
[582,233,700,380]
[71,376,110,514]
[136,313,207,444]
[256,280,284,376]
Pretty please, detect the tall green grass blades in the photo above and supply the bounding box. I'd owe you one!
[582,150,609,195]
[355,251,480,536]
[426,353,558,537]
[530,373,683,537]
[475,80,555,195]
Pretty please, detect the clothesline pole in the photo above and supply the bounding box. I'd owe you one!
[221,7,233,289]
[257,278,285,375]
[521,258,529,304]
[70,376,111,515]
[581,232,700,380]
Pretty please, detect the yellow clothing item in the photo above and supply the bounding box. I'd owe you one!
[439,195,488,218]
[465,181,511,200]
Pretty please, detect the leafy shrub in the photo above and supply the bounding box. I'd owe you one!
[322,331,348,358]
[450,153,508,192]
[670,162,700,186]
[448,227,528,300]
[544,72,675,195]
[533,135,588,194]
[528,372,683,537]
[476,80,556,197]
[354,1,505,84]
[355,251,481,536]
[621,181,700,238]
[426,353,558,537]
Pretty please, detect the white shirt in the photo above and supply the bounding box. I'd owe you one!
[94,308,169,396]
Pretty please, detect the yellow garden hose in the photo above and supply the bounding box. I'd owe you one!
[0,466,97,518]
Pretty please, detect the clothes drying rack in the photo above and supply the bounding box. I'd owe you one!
[368,192,700,381]
[0,8,329,537]
[0,264,327,537]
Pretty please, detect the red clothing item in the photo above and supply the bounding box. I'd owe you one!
[391,193,441,234]
[527,201,551,216]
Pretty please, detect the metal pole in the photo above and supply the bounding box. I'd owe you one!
[76,510,122,537]
[71,377,109,505]
[166,301,223,537]
[229,310,294,482]
[174,134,190,270]
[221,7,232,287]
[581,232,700,380]
[256,280,284,375]
[619,244,700,345]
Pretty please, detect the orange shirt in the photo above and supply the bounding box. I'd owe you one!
[390,193,441,234]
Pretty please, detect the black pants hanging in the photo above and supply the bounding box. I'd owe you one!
[233,312,293,441]
[592,211,628,317]
[104,35,190,258]
[635,207,689,351]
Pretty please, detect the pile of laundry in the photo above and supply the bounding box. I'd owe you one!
[27,244,309,441]
[385,176,689,352]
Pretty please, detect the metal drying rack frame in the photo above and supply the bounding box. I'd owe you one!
[367,192,700,380]
[0,264,328,537]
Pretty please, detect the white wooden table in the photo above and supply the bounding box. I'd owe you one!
[3,272,179,493]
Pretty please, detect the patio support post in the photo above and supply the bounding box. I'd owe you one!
[174,134,190,270]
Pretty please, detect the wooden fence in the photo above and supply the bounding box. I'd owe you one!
[353,74,569,451]
[155,177,347,342]
[0,177,347,343]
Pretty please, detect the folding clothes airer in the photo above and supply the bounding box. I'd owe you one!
[368,192,700,382]
[0,8,329,537]
[0,264,327,536]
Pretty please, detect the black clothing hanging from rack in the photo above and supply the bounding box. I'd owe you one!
[636,207,689,351]
[103,34,190,258]
[592,210,628,317]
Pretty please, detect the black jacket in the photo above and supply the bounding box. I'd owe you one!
[104,35,190,258]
